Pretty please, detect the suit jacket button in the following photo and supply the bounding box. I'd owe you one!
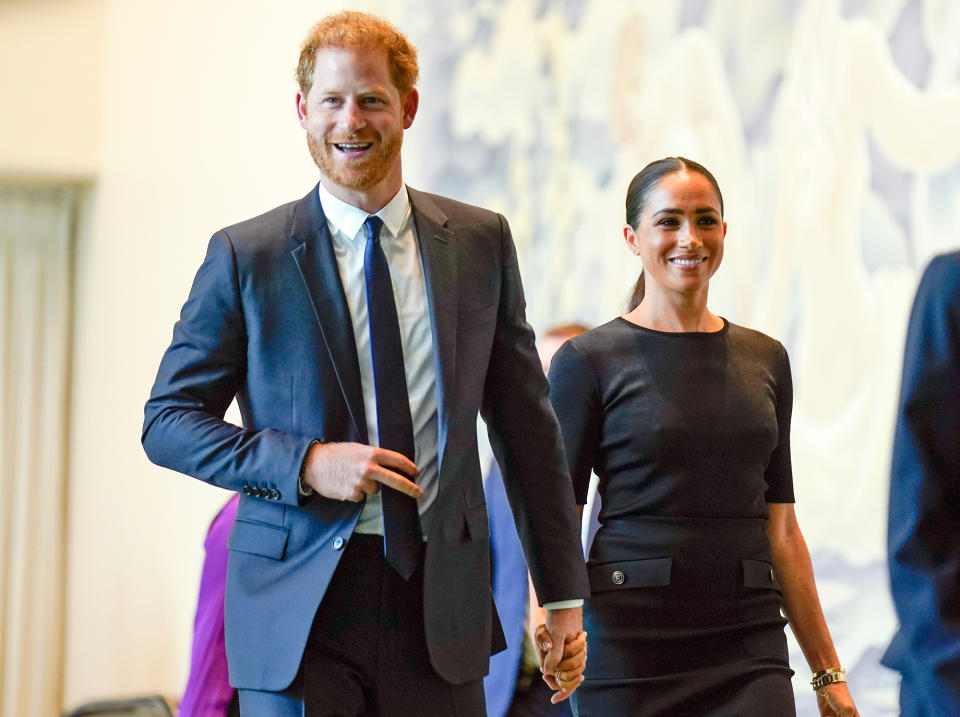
[270,489,281,500]
[242,485,252,496]
[611,570,625,585]
[251,487,262,498]
[332,537,344,550]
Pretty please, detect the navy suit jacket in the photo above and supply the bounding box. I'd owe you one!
[884,251,960,715]
[143,185,589,691]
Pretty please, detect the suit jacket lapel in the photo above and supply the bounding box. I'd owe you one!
[290,185,368,443]
[409,188,457,469]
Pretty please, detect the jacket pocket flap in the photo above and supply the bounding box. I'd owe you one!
[228,519,290,560]
[464,504,490,542]
[588,557,672,593]
[742,558,781,591]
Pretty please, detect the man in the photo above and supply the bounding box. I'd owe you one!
[884,251,960,716]
[142,11,588,717]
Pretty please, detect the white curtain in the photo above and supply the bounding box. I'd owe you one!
[0,184,77,717]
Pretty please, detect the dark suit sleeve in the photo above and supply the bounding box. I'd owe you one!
[142,232,312,505]
[479,214,589,605]
[886,253,960,711]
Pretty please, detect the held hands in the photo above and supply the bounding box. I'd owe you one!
[534,607,587,704]
[301,442,421,502]
[816,683,859,717]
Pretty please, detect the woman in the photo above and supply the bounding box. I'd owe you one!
[547,158,858,716]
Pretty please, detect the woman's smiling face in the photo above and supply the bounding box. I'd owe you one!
[624,170,727,298]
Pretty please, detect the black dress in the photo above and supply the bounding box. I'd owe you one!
[548,318,796,717]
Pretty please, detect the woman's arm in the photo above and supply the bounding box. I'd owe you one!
[766,502,859,717]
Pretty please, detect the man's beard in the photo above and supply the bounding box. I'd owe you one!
[306,130,403,191]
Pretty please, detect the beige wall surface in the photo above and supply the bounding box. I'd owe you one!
[3,0,959,714]
[0,0,107,178]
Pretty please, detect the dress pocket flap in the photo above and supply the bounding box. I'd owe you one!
[587,557,673,593]
[228,519,290,560]
[742,558,781,591]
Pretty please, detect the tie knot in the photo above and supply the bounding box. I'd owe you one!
[364,215,384,244]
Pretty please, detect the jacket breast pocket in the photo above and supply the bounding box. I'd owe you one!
[228,519,290,560]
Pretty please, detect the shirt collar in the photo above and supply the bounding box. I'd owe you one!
[317,183,411,242]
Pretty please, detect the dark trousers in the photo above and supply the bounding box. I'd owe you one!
[239,534,485,717]
[507,670,573,717]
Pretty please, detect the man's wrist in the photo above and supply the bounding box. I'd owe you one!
[543,599,584,610]
[298,440,320,496]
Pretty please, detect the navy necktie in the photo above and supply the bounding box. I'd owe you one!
[363,215,422,579]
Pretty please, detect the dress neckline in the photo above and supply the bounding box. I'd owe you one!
[615,316,730,337]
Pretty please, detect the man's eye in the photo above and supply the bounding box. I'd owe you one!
[698,216,718,225]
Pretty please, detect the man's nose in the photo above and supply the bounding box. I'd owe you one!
[339,100,366,133]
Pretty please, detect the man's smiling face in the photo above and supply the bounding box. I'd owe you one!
[297,45,418,209]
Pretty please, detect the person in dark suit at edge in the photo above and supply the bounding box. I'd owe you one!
[142,11,589,716]
[884,251,960,716]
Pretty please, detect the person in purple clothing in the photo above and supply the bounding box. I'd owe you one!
[179,495,240,717]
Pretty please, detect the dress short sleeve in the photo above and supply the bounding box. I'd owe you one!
[764,342,796,504]
[548,340,602,504]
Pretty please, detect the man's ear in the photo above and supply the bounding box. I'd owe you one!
[402,88,419,129]
[296,90,309,129]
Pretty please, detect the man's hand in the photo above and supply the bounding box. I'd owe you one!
[301,442,421,502]
[535,607,586,703]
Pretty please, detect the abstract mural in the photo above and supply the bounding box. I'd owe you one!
[400,0,960,713]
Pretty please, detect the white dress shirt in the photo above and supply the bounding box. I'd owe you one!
[318,183,438,539]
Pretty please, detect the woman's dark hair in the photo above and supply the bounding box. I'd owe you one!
[624,157,724,311]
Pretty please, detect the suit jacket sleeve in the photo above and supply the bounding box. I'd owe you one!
[886,252,960,711]
[479,214,589,605]
[142,232,312,505]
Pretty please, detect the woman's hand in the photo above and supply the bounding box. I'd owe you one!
[534,624,587,703]
[816,682,859,717]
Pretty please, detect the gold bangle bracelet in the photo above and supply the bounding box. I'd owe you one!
[810,667,846,691]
